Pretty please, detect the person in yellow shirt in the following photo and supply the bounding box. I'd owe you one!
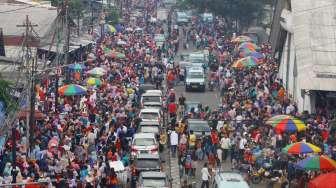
[189,130,196,149]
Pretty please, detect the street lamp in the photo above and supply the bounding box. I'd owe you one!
[99,13,106,41]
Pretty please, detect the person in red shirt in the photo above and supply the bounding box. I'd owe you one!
[210,129,219,145]
[168,102,177,119]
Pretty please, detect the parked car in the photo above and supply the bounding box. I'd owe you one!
[141,90,163,109]
[131,133,159,157]
[176,11,189,25]
[137,171,172,188]
[138,120,161,136]
[213,172,250,188]
[134,153,161,174]
[187,119,211,138]
[185,66,206,92]
[184,101,201,114]
[139,108,162,123]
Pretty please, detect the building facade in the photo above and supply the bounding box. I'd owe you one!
[270,0,336,114]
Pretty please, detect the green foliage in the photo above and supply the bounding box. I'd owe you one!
[178,0,270,31]
[50,0,85,18]
[0,75,18,113]
[105,6,120,25]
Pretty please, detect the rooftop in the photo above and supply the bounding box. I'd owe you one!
[0,3,57,37]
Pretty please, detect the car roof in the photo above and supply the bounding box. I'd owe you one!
[140,120,160,125]
[134,132,156,138]
[140,108,161,113]
[141,171,167,178]
[137,153,160,159]
[216,173,249,188]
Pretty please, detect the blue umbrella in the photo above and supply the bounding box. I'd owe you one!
[115,24,123,33]
[250,51,265,60]
[68,63,86,71]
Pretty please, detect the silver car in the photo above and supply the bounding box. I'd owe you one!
[213,172,250,188]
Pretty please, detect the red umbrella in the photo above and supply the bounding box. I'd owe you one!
[308,172,336,188]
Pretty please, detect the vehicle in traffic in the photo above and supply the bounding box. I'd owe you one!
[176,11,189,25]
[189,52,208,68]
[185,66,206,92]
[134,153,161,174]
[141,90,163,109]
[137,171,172,188]
[213,172,250,188]
[139,108,162,122]
[184,101,201,115]
[154,34,165,48]
[201,13,214,23]
[187,119,211,138]
[131,133,159,157]
[138,120,161,136]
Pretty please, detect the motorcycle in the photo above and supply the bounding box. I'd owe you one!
[249,165,282,184]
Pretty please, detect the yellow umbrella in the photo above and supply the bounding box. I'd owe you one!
[106,24,116,33]
[86,77,102,86]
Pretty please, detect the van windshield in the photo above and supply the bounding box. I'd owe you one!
[142,96,161,103]
[188,72,203,79]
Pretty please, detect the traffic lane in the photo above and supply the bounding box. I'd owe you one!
[174,83,219,109]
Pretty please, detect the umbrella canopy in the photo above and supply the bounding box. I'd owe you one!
[239,48,256,57]
[86,77,102,86]
[87,67,107,76]
[232,35,253,43]
[282,142,321,154]
[58,84,87,96]
[238,42,259,51]
[104,24,116,33]
[295,155,336,171]
[308,172,336,188]
[266,115,291,125]
[268,116,306,133]
[68,63,85,71]
[250,51,265,60]
[232,56,258,69]
[115,24,123,33]
[117,40,127,45]
[116,52,126,59]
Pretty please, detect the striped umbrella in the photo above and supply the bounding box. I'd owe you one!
[238,42,259,51]
[58,84,87,96]
[267,115,306,133]
[86,77,102,86]
[295,155,336,171]
[282,142,321,154]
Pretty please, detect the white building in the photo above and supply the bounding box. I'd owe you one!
[270,0,336,113]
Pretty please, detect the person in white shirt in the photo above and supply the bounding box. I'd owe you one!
[170,130,178,157]
[201,163,211,188]
[220,134,230,161]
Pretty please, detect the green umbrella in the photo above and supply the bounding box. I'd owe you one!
[116,52,126,59]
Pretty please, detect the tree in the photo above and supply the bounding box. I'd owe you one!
[0,75,18,113]
[178,0,272,32]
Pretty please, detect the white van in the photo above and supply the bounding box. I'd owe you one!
[141,90,163,109]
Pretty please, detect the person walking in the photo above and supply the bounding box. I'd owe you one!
[170,130,178,157]
[201,163,211,188]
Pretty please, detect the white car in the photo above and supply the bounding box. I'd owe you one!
[213,172,250,188]
[139,108,162,123]
[141,90,163,109]
[131,133,158,157]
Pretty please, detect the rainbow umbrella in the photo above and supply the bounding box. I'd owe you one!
[68,63,85,71]
[87,67,107,76]
[295,155,336,171]
[269,116,306,133]
[232,35,253,43]
[104,24,116,33]
[238,42,259,51]
[232,56,258,69]
[282,142,321,154]
[250,51,265,60]
[239,48,256,57]
[266,115,291,125]
[58,84,87,96]
[86,77,102,86]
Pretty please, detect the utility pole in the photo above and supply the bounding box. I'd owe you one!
[0,28,5,56]
[16,15,38,182]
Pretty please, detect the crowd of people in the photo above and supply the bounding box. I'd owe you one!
[167,13,336,188]
[1,0,336,188]
[0,0,180,187]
